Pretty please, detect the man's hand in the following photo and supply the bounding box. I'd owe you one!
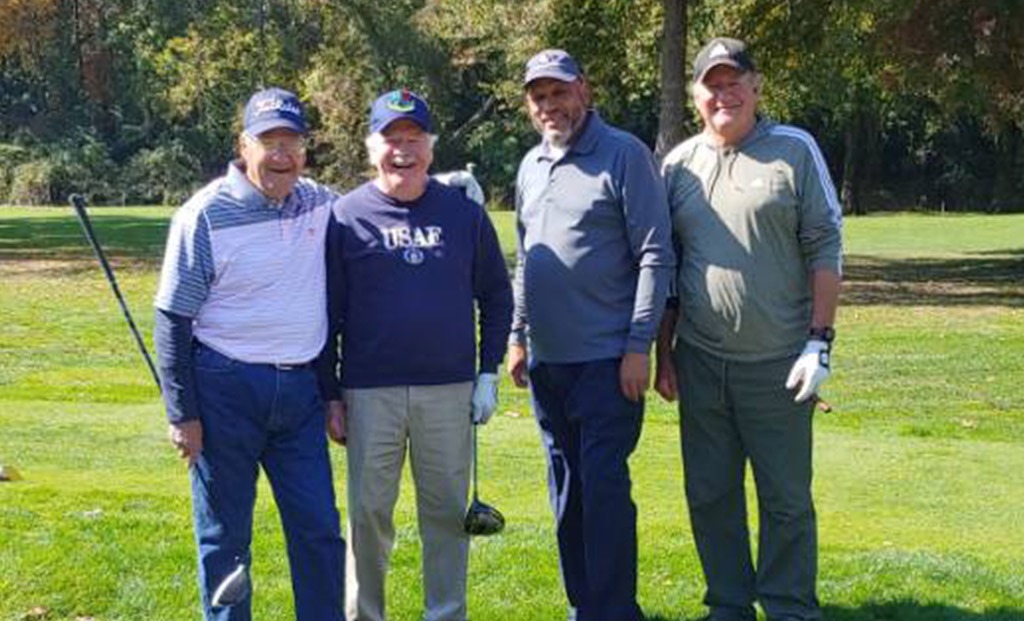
[326,400,347,445]
[654,354,678,402]
[506,343,529,388]
[785,339,831,403]
[619,352,650,402]
[471,373,499,425]
[433,167,485,206]
[169,420,203,466]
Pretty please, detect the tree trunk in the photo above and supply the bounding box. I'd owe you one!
[841,105,869,215]
[990,125,1020,213]
[655,0,688,160]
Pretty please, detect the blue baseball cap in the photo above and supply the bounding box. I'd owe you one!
[243,87,308,136]
[369,89,434,134]
[523,49,583,85]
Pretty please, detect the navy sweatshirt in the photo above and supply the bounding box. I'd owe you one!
[318,179,512,397]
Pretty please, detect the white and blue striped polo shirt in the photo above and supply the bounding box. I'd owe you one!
[155,163,338,364]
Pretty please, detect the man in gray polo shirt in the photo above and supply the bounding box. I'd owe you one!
[656,38,843,621]
[507,49,674,621]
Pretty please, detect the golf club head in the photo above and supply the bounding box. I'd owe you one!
[0,465,23,482]
[210,563,250,609]
[464,498,505,536]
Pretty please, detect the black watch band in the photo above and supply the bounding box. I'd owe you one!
[809,326,835,343]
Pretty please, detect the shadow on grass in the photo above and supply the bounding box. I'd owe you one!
[842,250,1024,307]
[647,601,1023,621]
[823,601,1023,620]
[0,214,169,275]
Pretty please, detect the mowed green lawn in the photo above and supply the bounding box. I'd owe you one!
[1,207,1022,621]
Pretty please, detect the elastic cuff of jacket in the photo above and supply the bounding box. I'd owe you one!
[808,260,842,276]
[508,331,527,347]
[665,296,680,310]
[319,384,343,402]
[166,412,199,425]
[625,337,652,355]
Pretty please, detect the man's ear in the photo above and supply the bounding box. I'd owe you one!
[752,72,764,96]
[579,77,593,106]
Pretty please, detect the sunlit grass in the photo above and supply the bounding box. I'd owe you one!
[1,209,1022,620]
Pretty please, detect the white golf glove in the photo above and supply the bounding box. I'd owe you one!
[785,339,831,403]
[434,167,485,206]
[471,372,499,425]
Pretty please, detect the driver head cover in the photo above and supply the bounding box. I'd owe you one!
[464,499,505,536]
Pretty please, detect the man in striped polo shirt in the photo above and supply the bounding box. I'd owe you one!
[656,38,843,621]
[154,87,345,621]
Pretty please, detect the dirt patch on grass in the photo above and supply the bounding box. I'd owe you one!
[0,255,157,279]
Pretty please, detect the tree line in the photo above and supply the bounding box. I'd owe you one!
[0,0,1021,212]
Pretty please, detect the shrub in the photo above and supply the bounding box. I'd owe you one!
[0,143,32,204]
[8,159,57,206]
[124,142,203,205]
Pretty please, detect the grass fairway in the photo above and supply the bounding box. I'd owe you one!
[1,207,1023,620]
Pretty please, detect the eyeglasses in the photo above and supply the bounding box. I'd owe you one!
[243,133,307,154]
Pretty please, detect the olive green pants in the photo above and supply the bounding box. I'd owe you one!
[675,342,821,621]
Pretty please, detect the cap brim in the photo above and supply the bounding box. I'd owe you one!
[524,68,580,86]
[695,59,748,83]
[245,118,307,136]
[371,116,433,135]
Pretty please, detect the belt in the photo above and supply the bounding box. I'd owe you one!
[272,361,312,371]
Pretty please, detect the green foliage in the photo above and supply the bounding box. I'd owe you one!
[3,137,112,205]
[1,1,1023,209]
[0,143,31,203]
[124,143,203,206]
[7,160,57,206]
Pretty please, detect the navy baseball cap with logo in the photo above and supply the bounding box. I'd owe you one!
[369,89,434,134]
[523,49,583,86]
[692,37,756,83]
[243,87,308,136]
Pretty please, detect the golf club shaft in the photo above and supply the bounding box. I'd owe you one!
[472,423,480,501]
[69,194,162,391]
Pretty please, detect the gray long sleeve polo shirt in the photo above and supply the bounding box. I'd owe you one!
[511,111,675,363]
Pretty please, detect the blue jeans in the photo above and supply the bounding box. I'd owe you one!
[529,358,645,621]
[190,342,344,621]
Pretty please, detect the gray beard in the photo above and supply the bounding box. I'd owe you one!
[544,129,572,149]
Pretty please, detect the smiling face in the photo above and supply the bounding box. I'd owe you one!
[524,77,590,148]
[368,119,434,200]
[239,128,306,202]
[693,64,761,146]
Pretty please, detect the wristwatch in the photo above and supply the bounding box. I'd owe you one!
[809,326,835,343]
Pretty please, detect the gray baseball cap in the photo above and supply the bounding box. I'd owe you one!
[692,37,756,83]
[523,49,583,86]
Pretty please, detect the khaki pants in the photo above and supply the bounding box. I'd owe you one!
[344,383,473,621]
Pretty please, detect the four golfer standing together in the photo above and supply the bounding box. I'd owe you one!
[156,37,842,621]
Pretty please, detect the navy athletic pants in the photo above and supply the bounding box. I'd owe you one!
[529,358,645,621]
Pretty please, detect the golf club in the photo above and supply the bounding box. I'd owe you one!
[210,559,251,609]
[69,194,250,607]
[464,424,505,536]
[69,194,160,390]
